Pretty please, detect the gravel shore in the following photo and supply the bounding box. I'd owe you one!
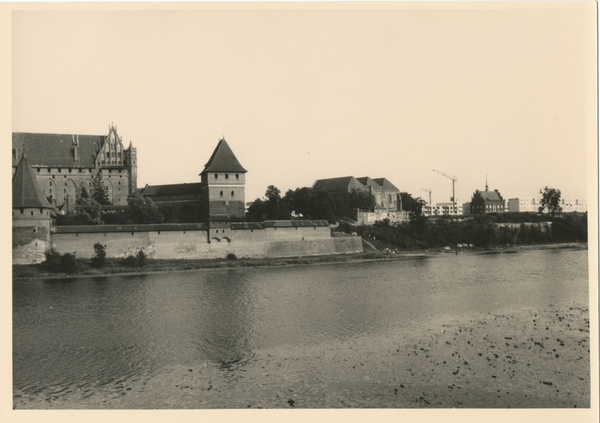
[15,301,590,410]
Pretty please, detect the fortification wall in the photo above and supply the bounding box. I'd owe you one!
[50,223,362,260]
[13,213,52,265]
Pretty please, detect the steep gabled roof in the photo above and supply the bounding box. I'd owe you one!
[201,138,247,173]
[371,178,399,192]
[12,155,54,209]
[312,176,357,192]
[479,190,503,202]
[355,177,373,186]
[12,132,105,168]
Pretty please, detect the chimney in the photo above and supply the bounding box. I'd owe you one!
[74,134,79,162]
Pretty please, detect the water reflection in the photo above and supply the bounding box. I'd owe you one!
[194,270,257,368]
[13,249,589,401]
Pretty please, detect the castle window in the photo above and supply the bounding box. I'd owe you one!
[109,170,112,173]
[220,191,223,197]
[79,169,82,173]
[48,169,51,172]
[65,182,67,186]
[49,189,52,195]
[215,174,218,179]
[231,191,234,197]
[58,168,61,172]
[20,208,23,214]
[119,169,122,173]
[31,211,34,216]
[225,174,229,179]
[33,228,36,232]
[37,168,40,172]
[69,169,72,173]
[40,209,43,213]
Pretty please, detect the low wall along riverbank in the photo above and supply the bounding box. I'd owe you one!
[50,220,363,260]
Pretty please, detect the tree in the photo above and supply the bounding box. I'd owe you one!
[91,174,111,205]
[78,185,90,200]
[399,192,427,228]
[246,198,267,222]
[285,187,314,218]
[350,189,376,213]
[538,187,562,216]
[91,242,106,268]
[127,194,164,224]
[74,196,103,225]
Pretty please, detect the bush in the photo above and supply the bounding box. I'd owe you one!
[43,248,62,272]
[122,255,138,268]
[91,242,106,268]
[136,250,147,266]
[58,253,77,274]
[122,250,148,268]
[226,253,237,260]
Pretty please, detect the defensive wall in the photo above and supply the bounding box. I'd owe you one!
[12,208,53,265]
[50,220,363,260]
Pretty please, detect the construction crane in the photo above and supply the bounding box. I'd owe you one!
[433,169,457,212]
[420,188,432,206]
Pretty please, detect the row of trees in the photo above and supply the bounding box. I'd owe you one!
[246,185,376,223]
[342,211,587,250]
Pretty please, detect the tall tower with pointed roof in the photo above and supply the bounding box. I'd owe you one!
[12,155,55,264]
[200,137,247,221]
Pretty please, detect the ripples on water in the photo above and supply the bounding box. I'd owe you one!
[13,249,589,401]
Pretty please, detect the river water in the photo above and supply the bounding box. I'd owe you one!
[13,249,589,408]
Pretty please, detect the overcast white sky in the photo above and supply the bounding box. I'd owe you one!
[11,4,596,205]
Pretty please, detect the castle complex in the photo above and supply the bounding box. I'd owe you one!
[12,125,138,212]
[13,127,355,264]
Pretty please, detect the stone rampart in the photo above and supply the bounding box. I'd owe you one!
[50,221,363,260]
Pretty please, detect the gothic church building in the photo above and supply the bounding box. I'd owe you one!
[12,125,138,212]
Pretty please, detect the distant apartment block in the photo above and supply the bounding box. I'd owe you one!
[424,202,463,216]
[508,197,587,213]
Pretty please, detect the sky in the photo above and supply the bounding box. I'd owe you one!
[11,4,596,206]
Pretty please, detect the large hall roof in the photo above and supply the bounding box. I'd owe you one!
[12,132,106,169]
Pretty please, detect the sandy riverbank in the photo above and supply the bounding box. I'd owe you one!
[14,301,590,409]
[12,242,587,281]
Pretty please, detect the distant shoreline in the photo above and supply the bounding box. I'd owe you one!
[12,242,586,281]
